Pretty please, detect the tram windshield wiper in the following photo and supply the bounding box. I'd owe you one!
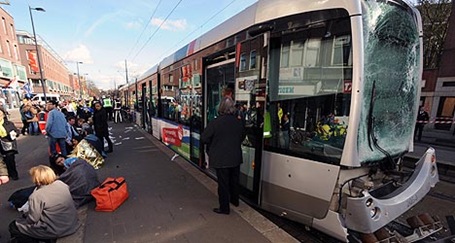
[366,80,395,170]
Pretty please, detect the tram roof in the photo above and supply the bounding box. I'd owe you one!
[142,0,413,75]
[137,65,158,81]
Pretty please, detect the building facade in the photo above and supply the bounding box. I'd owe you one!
[17,31,74,100]
[421,2,455,132]
[0,7,27,108]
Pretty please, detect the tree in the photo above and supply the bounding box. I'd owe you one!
[86,79,101,97]
[417,0,453,68]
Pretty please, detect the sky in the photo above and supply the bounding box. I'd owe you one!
[2,0,257,90]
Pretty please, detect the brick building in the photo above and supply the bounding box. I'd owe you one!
[0,7,27,108]
[16,30,73,99]
[421,2,455,132]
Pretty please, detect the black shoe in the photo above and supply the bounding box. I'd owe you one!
[106,149,113,153]
[213,208,229,215]
[231,201,239,207]
[11,176,19,181]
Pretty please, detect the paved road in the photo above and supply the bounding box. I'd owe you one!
[0,123,297,243]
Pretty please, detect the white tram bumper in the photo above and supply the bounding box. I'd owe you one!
[345,148,439,233]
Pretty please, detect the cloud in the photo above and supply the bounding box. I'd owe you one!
[124,20,142,30]
[151,18,187,31]
[64,45,93,64]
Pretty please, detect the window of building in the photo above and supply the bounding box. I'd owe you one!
[249,50,257,70]
[442,81,455,87]
[169,74,173,83]
[331,36,352,66]
[303,38,321,67]
[13,44,18,60]
[9,24,14,39]
[240,53,247,71]
[0,37,3,53]
[1,18,6,34]
[6,40,11,57]
[290,39,304,66]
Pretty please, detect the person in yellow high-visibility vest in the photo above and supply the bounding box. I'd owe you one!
[102,97,113,121]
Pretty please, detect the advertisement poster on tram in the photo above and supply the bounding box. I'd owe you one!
[160,121,190,160]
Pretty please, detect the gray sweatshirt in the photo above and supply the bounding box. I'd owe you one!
[16,180,80,239]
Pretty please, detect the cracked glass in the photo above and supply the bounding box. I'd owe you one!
[358,1,420,163]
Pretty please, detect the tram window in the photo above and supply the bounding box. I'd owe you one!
[264,94,350,165]
[268,16,352,102]
[250,50,257,70]
[265,14,352,164]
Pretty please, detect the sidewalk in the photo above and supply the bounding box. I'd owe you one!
[59,123,297,243]
[406,128,455,171]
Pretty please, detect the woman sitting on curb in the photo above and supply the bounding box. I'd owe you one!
[9,165,80,242]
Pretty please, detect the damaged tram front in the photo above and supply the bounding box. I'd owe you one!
[259,0,440,242]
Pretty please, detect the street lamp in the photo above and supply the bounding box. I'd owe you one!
[76,61,83,99]
[29,6,46,101]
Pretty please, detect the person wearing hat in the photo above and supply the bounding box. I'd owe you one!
[45,100,68,156]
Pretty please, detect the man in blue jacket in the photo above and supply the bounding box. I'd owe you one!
[45,100,68,156]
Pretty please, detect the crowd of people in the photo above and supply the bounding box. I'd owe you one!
[0,95,119,242]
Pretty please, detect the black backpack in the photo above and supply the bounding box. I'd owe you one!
[8,186,36,209]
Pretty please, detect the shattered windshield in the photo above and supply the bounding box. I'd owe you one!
[358,1,420,163]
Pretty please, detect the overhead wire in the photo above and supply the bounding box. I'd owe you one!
[156,0,239,61]
[131,0,184,62]
[126,0,164,59]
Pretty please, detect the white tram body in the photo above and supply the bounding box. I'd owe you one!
[131,0,439,241]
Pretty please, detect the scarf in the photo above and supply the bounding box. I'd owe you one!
[0,119,7,138]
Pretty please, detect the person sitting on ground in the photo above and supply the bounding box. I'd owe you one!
[54,155,100,208]
[9,165,80,242]
[66,132,105,169]
[65,116,79,154]
[81,127,105,157]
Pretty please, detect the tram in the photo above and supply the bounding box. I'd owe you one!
[126,0,440,241]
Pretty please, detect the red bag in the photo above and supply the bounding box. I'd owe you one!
[91,177,129,212]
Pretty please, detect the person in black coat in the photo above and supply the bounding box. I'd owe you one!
[414,106,429,141]
[201,97,245,215]
[93,101,113,153]
[0,108,20,180]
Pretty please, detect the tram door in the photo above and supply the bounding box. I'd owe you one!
[204,58,262,204]
[204,59,236,172]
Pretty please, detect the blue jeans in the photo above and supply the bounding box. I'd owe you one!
[48,136,67,156]
[28,122,38,135]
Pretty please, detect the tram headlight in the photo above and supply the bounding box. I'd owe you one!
[365,198,374,207]
[369,207,381,220]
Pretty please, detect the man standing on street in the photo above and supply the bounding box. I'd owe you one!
[415,106,429,142]
[102,96,113,121]
[93,101,113,153]
[45,100,68,156]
